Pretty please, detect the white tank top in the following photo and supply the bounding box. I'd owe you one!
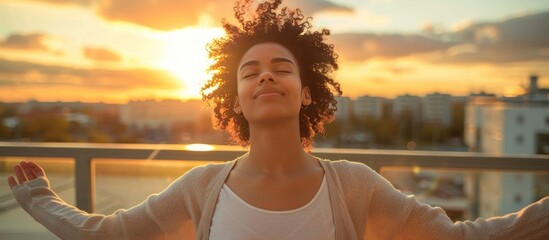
[209,176,335,240]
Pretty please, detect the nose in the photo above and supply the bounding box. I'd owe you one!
[258,71,276,85]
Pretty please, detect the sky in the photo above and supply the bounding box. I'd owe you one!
[0,0,548,103]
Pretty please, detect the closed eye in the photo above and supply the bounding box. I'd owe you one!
[243,73,259,79]
[276,70,291,73]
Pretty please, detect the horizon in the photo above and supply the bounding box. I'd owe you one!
[0,89,510,105]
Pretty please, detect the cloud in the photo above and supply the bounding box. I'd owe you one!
[290,0,353,15]
[0,58,182,90]
[331,33,454,61]
[21,0,91,6]
[94,0,218,30]
[451,12,549,48]
[1,33,52,51]
[331,11,549,64]
[22,0,353,30]
[97,0,353,30]
[0,33,66,56]
[83,47,122,62]
[437,11,549,63]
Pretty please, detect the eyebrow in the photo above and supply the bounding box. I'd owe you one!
[239,57,295,71]
[271,57,295,66]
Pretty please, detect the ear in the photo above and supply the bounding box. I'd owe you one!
[301,87,312,106]
[233,97,242,114]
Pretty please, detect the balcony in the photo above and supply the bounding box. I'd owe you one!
[1,142,549,239]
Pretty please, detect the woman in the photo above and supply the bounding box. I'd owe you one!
[7,0,549,239]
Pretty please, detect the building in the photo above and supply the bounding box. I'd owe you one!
[18,100,117,114]
[464,94,498,151]
[466,76,549,154]
[334,96,352,121]
[479,104,549,154]
[521,75,549,102]
[422,93,452,126]
[393,94,421,120]
[11,101,101,128]
[464,75,549,218]
[120,99,205,130]
[353,96,384,120]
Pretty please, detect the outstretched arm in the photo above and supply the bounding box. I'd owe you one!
[364,167,549,239]
[7,161,45,188]
[7,161,194,240]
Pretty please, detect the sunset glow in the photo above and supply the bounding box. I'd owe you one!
[0,0,547,103]
[156,28,224,99]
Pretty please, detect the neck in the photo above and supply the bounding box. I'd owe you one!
[241,119,315,176]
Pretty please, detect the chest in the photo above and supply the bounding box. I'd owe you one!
[209,176,335,240]
[225,170,324,211]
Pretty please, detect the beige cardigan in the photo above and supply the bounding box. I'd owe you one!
[13,156,549,239]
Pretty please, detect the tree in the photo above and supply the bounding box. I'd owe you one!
[375,119,399,145]
[20,111,71,142]
[420,122,448,144]
[449,102,465,139]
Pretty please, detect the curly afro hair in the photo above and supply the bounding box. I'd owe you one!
[201,0,342,149]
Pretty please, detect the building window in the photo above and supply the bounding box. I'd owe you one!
[516,135,523,145]
[516,114,524,125]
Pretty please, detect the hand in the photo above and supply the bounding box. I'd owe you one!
[7,161,47,190]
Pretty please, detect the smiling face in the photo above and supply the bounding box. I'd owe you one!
[235,42,311,124]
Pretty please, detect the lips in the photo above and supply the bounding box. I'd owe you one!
[253,88,285,99]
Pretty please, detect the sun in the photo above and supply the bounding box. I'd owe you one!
[157,27,224,99]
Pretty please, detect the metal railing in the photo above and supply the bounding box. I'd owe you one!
[2,142,549,213]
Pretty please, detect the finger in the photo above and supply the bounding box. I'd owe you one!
[14,164,28,185]
[27,161,46,177]
[21,161,37,180]
[7,176,17,189]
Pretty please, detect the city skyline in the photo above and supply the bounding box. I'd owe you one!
[0,0,548,103]
[0,89,488,105]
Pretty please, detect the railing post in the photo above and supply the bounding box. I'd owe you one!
[470,172,480,219]
[75,156,94,213]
